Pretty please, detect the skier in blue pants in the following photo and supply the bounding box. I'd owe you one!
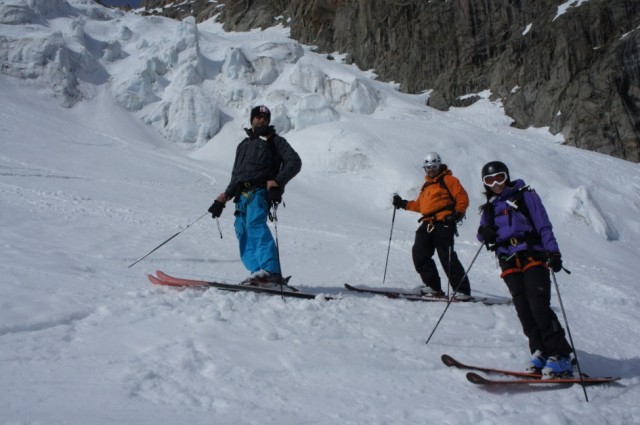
[208,105,301,286]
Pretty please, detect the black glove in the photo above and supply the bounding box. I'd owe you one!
[478,224,498,244]
[253,125,275,138]
[208,200,225,218]
[445,211,464,224]
[548,252,563,273]
[268,186,282,204]
[392,194,407,209]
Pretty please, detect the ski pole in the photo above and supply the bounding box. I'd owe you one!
[215,217,223,239]
[382,205,398,283]
[268,201,288,298]
[425,243,483,345]
[439,225,457,299]
[128,212,208,268]
[551,270,589,402]
[270,202,282,272]
[447,236,453,298]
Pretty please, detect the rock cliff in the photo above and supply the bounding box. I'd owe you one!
[141,0,640,162]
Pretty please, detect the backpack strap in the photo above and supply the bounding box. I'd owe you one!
[487,186,541,254]
[419,175,456,222]
[486,186,530,225]
[265,135,281,171]
[421,175,454,201]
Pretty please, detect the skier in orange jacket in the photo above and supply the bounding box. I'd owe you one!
[392,152,472,300]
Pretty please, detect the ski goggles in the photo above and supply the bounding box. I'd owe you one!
[483,172,508,187]
[423,164,440,171]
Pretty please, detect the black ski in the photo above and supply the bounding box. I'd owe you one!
[345,283,442,300]
[345,284,511,305]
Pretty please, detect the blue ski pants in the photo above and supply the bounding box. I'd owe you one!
[233,188,281,275]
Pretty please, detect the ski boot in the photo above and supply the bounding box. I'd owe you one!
[241,271,297,292]
[453,293,473,302]
[420,286,445,297]
[541,355,574,378]
[525,350,547,374]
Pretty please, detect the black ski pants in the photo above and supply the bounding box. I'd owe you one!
[412,222,470,295]
[500,255,572,357]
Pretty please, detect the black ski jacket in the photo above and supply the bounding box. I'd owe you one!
[224,129,301,199]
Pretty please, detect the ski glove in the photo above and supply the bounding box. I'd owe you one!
[392,194,407,209]
[208,200,225,218]
[445,211,464,224]
[478,224,498,244]
[268,186,282,204]
[548,252,563,273]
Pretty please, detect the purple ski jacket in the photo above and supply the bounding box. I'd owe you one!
[477,179,559,256]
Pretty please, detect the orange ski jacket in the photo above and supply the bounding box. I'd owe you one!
[405,167,469,222]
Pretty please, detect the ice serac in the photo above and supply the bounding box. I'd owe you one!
[143,0,640,162]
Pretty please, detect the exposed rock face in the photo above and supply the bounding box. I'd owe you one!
[142,0,640,162]
[141,0,226,23]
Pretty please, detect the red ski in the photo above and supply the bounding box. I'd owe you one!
[442,354,621,385]
[152,271,213,287]
[148,270,328,300]
[441,354,541,378]
[466,372,620,386]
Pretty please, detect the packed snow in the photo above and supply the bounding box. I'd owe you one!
[1,1,640,424]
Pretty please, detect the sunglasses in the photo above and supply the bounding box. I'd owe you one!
[423,164,440,171]
[483,172,507,186]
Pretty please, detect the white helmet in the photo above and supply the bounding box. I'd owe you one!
[423,152,441,170]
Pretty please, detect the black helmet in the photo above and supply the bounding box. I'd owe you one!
[481,161,510,186]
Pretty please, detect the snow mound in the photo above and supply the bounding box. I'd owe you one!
[569,186,619,241]
[0,2,40,25]
[0,0,72,25]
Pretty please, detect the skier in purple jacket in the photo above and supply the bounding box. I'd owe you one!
[477,161,573,378]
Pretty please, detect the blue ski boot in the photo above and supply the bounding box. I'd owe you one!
[525,350,547,374]
[541,355,574,378]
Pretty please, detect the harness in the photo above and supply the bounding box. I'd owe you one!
[499,254,548,278]
[238,178,269,194]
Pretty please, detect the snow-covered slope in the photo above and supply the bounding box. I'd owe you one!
[1,1,639,424]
